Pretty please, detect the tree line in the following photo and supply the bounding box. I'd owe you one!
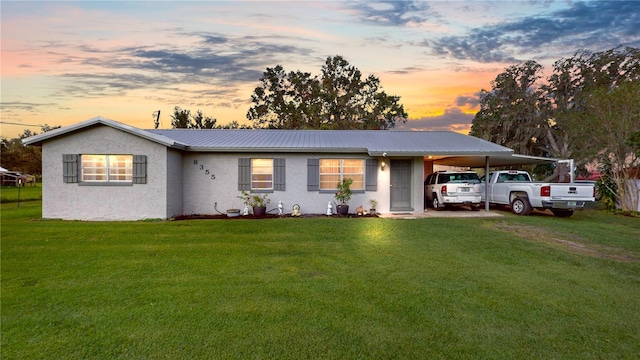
[168,107,252,129]
[1,125,61,176]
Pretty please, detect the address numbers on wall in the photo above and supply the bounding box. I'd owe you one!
[193,159,216,180]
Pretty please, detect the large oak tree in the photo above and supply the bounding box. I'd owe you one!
[472,47,640,165]
[247,56,408,130]
[470,60,549,157]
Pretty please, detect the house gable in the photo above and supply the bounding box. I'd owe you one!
[39,125,176,220]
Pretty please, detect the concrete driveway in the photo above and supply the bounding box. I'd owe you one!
[379,208,504,219]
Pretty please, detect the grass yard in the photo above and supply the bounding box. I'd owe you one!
[2,200,640,359]
[0,184,42,204]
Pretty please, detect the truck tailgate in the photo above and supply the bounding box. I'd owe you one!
[549,183,595,200]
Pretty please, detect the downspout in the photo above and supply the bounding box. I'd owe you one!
[485,156,490,212]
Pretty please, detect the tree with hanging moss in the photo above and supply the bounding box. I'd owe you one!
[472,47,640,161]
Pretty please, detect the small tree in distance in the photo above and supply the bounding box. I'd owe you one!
[170,106,251,129]
[1,124,61,175]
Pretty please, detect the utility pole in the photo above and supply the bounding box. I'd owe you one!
[152,110,161,129]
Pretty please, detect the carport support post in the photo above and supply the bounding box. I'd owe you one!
[17,178,22,207]
[485,156,490,212]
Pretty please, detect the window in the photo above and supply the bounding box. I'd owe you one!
[238,158,284,192]
[63,154,146,184]
[319,159,364,190]
[81,155,133,183]
[308,158,376,192]
[480,173,494,183]
[251,158,273,190]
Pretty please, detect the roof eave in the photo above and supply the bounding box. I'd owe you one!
[22,116,187,149]
[185,146,369,153]
[367,150,514,157]
[434,153,559,168]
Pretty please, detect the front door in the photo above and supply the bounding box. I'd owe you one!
[390,159,412,211]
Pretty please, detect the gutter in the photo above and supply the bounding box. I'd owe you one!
[184,146,370,153]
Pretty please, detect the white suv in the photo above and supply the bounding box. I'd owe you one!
[424,171,482,210]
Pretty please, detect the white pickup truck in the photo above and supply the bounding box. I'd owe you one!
[480,170,596,217]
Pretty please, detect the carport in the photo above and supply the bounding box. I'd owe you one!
[364,131,562,214]
[427,153,562,212]
[0,167,37,187]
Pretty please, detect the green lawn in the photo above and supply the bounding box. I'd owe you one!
[2,200,640,359]
[0,184,42,203]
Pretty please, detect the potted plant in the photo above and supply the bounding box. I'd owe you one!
[334,178,353,215]
[369,198,378,215]
[238,190,270,216]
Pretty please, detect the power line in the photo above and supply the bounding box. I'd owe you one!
[0,121,41,127]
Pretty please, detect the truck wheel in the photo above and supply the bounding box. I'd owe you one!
[511,197,531,215]
[432,194,442,210]
[551,209,574,218]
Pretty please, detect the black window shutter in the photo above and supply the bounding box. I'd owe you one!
[307,158,319,191]
[365,158,378,191]
[133,155,147,184]
[62,154,79,183]
[274,158,285,191]
[238,158,251,191]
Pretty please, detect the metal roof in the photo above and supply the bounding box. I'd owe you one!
[147,128,514,156]
[434,154,559,168]
[25,117,558,164]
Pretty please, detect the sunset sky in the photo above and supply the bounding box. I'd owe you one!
[2,1,639,139]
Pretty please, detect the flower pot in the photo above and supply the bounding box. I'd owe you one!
[369,208,376,215]
[226,209,241,217]
[252,206,267,216]
[336,204,349,216]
